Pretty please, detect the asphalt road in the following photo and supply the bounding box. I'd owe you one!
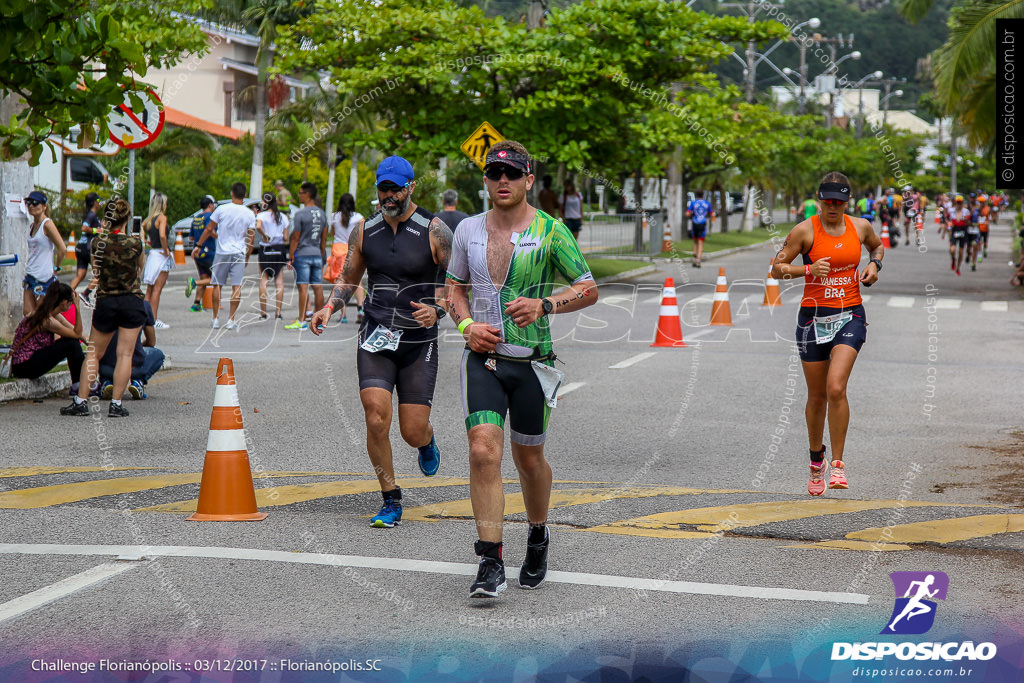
[0,219,1021,682]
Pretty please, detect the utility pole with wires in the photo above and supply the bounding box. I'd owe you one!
[720,0,783,104]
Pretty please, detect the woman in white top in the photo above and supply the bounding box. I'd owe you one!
[141,193,172,328]
[22,191,67,315]
[559,180,583,240]
[256,192,290,320]
[325,193,365,322]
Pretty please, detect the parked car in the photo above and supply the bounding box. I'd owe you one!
[34,130,116,194]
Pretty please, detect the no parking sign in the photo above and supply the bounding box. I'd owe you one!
[107,89,164,149]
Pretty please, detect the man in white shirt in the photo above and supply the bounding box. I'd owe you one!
[194,182,255,330]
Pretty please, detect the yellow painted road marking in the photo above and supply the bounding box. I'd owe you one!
[0,466,162,479]
[148,369,214,386]
[582,499,1002,534]
[401,486,744,522]
[0,472,319,509]
[784,540,913,552]
[137,476,487,513]
[845,514,1024,545]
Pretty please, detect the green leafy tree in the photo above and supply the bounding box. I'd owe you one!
[899,0,1011,149]
[0,0,208,336]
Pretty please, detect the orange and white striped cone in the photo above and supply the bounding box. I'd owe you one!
[651,277,686,347]
[188,358,268,521]
[710,267,733,326]
[934,210,940,224]
[173,232,186,265]
[880,224,891,249]
[762,270,781,307]
[662,222,673,252]
[67,232,76,251]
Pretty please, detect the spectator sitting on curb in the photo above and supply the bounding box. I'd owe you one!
[98,299,165,400]
[8,282,88,395]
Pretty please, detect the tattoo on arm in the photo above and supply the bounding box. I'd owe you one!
[429,218,453,269]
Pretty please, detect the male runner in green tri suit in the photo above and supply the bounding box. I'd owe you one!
[446,140,598,598]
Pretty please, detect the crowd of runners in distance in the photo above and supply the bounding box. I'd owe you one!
[844,187,1010,277]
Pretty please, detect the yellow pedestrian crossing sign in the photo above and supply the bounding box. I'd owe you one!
[461,121,505,170]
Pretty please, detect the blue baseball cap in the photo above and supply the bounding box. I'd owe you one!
[376,156,415,187]
[25,190,47,204]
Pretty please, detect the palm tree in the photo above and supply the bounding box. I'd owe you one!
[208,0,307,199]
[898,0,1016,150]
[142,127,216,195]
[269,85,380,209]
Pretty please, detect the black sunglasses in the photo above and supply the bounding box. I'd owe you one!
[377,182,408,194]
[484,166,525,182]
[25,199,42,207]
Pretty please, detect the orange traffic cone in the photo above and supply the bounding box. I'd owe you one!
[762,271,781,307]
[202,287,213,310]
[173,232,186,265]
[662,222,673,253]
[67,232,76,251]
[710,267,733,326]
[934,210,940,224]
[880,223,891,248]
[651,277,686,347]
[188,358,268,522]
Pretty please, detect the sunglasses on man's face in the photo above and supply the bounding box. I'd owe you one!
[376,182,409,194]
[484,166,524,182]
[25,199,42,207]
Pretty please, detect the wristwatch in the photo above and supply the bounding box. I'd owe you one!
[541,298,554,316]
[433,305,447,320]
[870,258,883,271]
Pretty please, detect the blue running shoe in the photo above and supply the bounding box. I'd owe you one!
[371,499,402,528]
[418,434,440,476]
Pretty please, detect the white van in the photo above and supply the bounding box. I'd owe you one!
[33,130,117,194]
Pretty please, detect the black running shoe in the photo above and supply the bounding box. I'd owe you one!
[519,528,549,589]
[470,557,506,598]
[108,402,129,418]
[60,400,90,416]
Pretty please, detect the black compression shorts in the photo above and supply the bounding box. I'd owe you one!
[795,304,867,363]
[356,323,438,406]
[460,349,551,446]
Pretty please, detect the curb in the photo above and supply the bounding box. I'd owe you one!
[0,357,172,404]
[0,371,71,403]
[595,264,658,284]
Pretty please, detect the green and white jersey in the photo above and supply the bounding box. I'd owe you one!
[446,209,594,357]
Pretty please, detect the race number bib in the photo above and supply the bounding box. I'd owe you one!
[967,226,980,236]
[952,230,966,240]
[813,311,853,345]
[360,324,403,353]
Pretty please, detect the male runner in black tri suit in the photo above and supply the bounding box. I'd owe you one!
[311,156,454,528]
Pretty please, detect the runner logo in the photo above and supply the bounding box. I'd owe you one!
[882,571,949,635]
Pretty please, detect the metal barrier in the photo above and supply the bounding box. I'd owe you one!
[577,210,665,257]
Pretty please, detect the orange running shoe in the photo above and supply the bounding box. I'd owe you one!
[828,460,848,489]
[808,460,829,496]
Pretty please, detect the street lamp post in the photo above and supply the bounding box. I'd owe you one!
[826,48,860,127]
[881,88,904,127]
[854,70,883,136]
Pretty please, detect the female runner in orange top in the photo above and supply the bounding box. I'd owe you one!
[771,172,884,497]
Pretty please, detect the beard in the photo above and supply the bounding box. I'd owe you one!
[381,192,412,217]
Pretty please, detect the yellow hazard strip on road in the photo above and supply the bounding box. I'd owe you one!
[0,472,322,509]
[581,498,1003,536]
[401,486,745,523]
[137,476,482,513]
[0,466,162,479]
[785,514,1024,551]
[846,514,1024,545]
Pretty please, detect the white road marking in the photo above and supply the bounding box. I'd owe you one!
[887,296,915,308]
[934,298,962,310]
[609,352,656,369]
[645,295,664,305]
[0,561,136,625]
[860,295,872,303]
[601,295,635,306]
[683,329,716,340]
[557,382,586,398]
[0,544,869,605]
[981,301,1009,312]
